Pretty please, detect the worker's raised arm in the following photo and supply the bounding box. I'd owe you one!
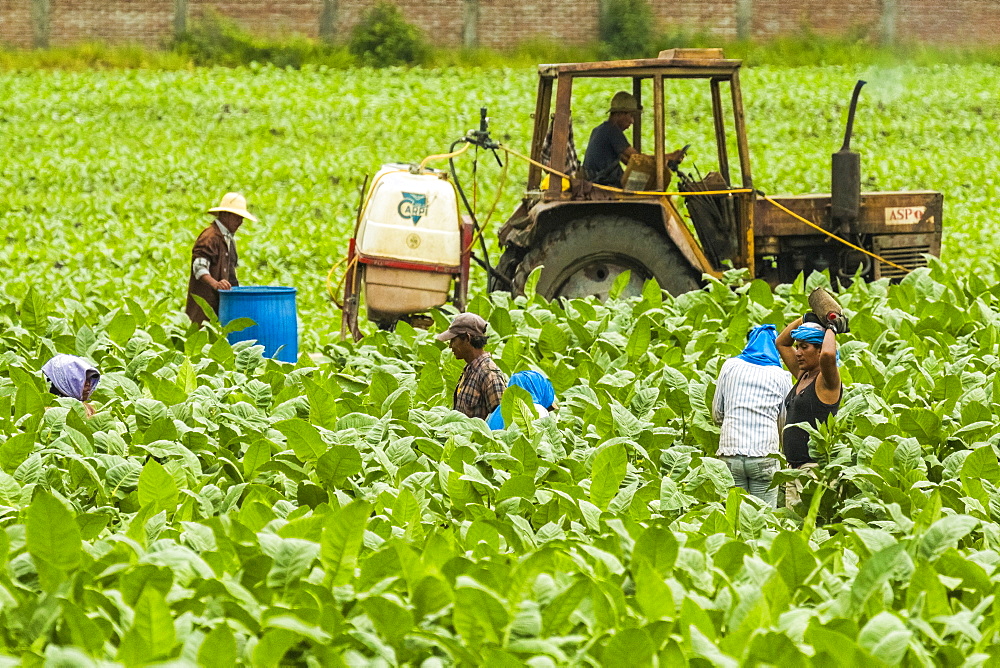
[620,145,638,163]
[777,317,802,378]
[817,327,841,396]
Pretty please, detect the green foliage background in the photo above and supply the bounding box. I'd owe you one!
[0,64,999,663]
[347,1,430,67]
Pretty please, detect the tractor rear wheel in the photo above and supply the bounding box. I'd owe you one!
[490,245,526,293]
[512,215,701,300]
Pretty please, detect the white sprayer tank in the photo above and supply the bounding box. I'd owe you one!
[356,165,462,321]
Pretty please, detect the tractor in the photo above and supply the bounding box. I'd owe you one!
[488,48,942,299]
[341,48,942,337]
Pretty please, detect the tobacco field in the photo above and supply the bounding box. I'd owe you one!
[0,64,998,664]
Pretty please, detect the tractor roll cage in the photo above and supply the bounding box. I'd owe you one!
[529,49,753,198]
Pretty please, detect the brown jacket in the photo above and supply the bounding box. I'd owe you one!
[186,222,239,324]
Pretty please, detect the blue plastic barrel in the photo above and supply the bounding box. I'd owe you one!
[218,286,298,363]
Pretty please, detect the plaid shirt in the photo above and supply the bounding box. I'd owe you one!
[453,353,507,420]
[539,116,580,177]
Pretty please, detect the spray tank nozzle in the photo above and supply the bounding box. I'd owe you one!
[467,107,500,150]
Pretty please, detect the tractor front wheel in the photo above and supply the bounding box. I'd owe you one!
[512,215,701,300]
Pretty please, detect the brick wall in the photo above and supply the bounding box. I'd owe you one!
[750,0,882,40]
[188,0,323,38]
[897,0,1000,46]
[651,0,740,40]
[478,0,599,48]
[2,0,999,50]
[338,0,465,45]
[49,0,174,47]
[0,0,36,48]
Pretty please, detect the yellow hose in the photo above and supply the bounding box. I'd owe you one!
[499,145,753,197]
[466,152,510,252]
[761,195,911,275]
[498,144,910,274]
[326,255,348,306]
[418,142,471,171]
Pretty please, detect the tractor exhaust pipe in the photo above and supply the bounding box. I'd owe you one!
[831,80,867,226]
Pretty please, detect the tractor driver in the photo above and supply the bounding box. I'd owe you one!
[582,91,685,187]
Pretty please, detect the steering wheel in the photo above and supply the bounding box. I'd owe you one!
[667,144,691,172]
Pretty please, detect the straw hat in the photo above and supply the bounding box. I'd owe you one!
[609,91,640,113]
[208,192,258,222]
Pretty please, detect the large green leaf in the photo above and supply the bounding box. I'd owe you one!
[107,308,137,346]
[590,442,627,509]
[848,543,906,615]
[198,624,237,668]
[918,515,978,561]
[132,587,176,660]
[20,287,50,333]
[316,445,363,488]
[26,490,82,575]
[321,499,371,586]
[602,627,655,668]
[138,459,179,514]
[625,315,651,361]
[453,580,510,649]
[274,418,327,462]
[362,595,415,645]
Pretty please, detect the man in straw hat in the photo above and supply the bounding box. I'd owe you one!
[186,192,258,324]
[437,313,508,420]
[582,91,686,187]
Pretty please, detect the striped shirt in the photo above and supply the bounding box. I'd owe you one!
[712,357,792,457]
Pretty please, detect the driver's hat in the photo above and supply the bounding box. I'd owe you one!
[609,91,640,114]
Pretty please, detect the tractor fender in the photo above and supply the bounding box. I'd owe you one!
[525,199,715,276]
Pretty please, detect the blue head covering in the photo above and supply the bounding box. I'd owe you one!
[736,324,781,367]
[791,321,841,365]
[790,322,827,345]
[486,370,557,430]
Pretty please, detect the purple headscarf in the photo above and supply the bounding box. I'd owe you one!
[41,354,100,401]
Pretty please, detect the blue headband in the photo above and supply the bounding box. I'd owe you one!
[790,323,827,345]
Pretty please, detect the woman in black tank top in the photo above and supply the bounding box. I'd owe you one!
[776,316,843,468]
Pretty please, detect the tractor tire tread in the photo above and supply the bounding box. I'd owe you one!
[512,214,701,299]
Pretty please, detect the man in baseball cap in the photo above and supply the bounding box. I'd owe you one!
[437,313,508,420]
[186,192,257,324]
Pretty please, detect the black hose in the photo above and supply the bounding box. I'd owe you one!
[471,253,513,288]
[448,139,496,279]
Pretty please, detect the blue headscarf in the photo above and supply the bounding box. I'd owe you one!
[737,324,781,367]
[486,370,557,430]
[790,322,827,345]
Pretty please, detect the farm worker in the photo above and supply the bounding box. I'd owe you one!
[42,354,100,417]
[437,313,508,420]
[185,192,258,325]
[582,91,686,187]
[712,325,792,508]
[486,370,558,430]
[776,315,846,508]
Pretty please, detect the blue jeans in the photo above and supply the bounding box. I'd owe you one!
[720,455,779,508]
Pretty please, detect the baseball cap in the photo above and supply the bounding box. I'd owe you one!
[435,313,488,341]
